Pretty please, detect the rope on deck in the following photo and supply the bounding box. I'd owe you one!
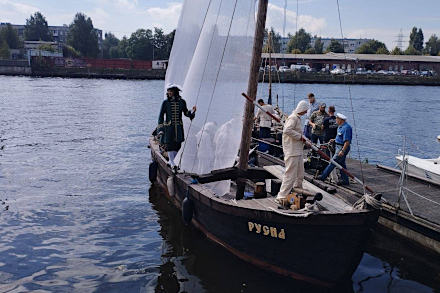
[353,194,382,210]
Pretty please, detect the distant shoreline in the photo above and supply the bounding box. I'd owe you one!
[1,67,440,86]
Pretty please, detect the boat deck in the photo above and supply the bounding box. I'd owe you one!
[257,151,440,253]
[344,158,440,227]
[189,166,354,216]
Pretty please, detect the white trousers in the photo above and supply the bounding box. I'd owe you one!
[277,155,304,198]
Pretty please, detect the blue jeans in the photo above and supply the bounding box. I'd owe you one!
[303,125,311,139]
[320,144,350,184]
[311,133,324,144]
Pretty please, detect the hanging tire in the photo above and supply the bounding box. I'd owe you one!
[149,161,158,182]
[182,197,194,225]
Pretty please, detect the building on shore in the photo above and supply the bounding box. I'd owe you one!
[262,52,440,73]
[0,23,103,49]
[271,37,372,54]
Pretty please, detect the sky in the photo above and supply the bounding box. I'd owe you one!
[1,0,440,49]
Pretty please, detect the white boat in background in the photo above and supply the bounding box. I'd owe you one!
[396,155,440,184]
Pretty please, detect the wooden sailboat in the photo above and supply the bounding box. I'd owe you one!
[149,0,379,287]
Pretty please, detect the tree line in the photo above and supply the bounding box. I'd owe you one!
[263,26,440,56]
[0,11,175,60]
[3,11,440,60]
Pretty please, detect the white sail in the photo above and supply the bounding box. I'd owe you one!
[166,0,256,195]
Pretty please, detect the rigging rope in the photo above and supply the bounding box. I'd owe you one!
[292,0,299,107]
[177,0,214,169]
[191,0,240,173]
[281,0,287,113]
[335,0,367,194]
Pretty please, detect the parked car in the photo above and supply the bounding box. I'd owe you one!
[290,64,311,72]
[421,70,433,76]
[355,68,367,75]
[330,68,345,75]
[278,66,290,72]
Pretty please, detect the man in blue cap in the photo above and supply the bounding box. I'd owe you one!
[318,113,352,185]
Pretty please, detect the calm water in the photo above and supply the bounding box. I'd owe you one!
[0,76,439,292]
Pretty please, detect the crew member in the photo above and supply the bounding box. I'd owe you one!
[303,93,319,139]
[157,84,196,169]
[255,99,276,139]
[322,105,338,142]
[318,113,352,185]
[309,102,329,144]
[275,100,308,203]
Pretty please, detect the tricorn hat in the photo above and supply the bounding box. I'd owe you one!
[166,83,182,91]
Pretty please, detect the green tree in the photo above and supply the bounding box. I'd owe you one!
[390,46,403,55]
[376,47,389,54]
[0,40,10,59]
[424,35,440,56]
[263,27,281,53]
[24,12,52,41]
[291,48,301,54]
[0,24,20,49]
[404,45,421,55]
[62,45,80,58]
[102,32,119,59]
[409,27,424,52]
[164,29,175,59]
[127,29,154,60]
[355,39,388,54]
[287,28,311,53]
[117,36,129,58]
[38,43,55,52]
[304,47,316,54]
[109,46,120,58]
[153,27,173,59]
[326,39,344,53]
[67,13,99,58]
[313,37,324,54]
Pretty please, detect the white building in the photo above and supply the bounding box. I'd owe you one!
[276,37,372,54]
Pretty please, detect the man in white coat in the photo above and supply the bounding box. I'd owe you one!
[276,100,309,203]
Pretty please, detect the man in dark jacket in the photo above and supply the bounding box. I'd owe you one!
[157,84,196,168]
[323,105,338,142]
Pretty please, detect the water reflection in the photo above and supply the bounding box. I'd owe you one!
[148,184,354,293]
[149,183,440,293]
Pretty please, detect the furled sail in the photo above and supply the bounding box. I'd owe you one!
[166,0,256,195]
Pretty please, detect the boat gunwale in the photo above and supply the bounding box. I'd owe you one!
[149,136,378,225]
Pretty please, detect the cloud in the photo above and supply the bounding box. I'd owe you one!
[266,3,326,36]
[144,2,182,31]
[86,8,111,29]
[0,0,38,22]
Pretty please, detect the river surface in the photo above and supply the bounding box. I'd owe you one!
[0,76,439,292]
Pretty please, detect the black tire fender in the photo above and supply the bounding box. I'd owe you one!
[182,197,194,225]
[149,161,158,183]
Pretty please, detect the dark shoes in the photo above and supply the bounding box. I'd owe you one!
[336,180,349,186]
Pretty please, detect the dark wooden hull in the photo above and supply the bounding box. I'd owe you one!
[150,138,379,287]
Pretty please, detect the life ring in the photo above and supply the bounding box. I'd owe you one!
[182,196,194,225]
[149,161,158,182]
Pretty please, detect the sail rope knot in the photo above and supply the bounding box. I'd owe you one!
[353,193,382,210]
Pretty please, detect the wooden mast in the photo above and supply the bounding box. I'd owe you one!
[236,0,269,199]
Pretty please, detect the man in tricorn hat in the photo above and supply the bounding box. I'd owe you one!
[157,84,196,169]
[318,113,352,185]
